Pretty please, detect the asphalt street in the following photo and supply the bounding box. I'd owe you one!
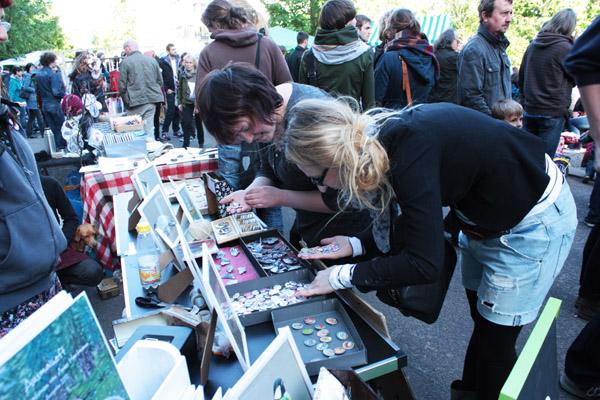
[37,130,592,399]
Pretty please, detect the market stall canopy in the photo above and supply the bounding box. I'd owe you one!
[369,14,452,45]
[269,26,315,51]
[0,50,44,67]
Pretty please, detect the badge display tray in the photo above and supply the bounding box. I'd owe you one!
[211,240,266,286]
[271,298,368,376]
[239,229,311,276]
[225,268,325,327]
[211,213,267,245]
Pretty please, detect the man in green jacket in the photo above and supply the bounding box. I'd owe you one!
[298,0,375,110]
[118,39,164,136]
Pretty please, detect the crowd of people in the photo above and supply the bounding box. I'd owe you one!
[1,0,599,397]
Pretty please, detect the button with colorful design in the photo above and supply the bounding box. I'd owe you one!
[323,348,335,357]
[334,347,346,355]
[304,339,317,347]
[336,331,349,340]
[316,343,329,351]
[304,317,316,325]
[325,317,338,325]
[291,323,303,330]
[315,324,326,330]
[316,329,330,338]
[342,340,355,350]
[302,328,314,335]
[319,336,332,343]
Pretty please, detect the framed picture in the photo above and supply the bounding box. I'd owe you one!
[224,326,313,400]
[138,185,180,252]
[175,183,203,223]
[131,163,163,199]
[202,244,250,372]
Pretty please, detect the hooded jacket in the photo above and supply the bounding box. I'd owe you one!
[196,27,291,90]
[374,31,438,109]
[0,104,67,313]
[457,24,511,115]
[518,32,574,118]
[299,25,375,110]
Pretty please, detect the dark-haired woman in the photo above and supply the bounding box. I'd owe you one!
[374,8,438,108]
[197,63,370,248]
[22,63,45,138]
[428,28,460,104]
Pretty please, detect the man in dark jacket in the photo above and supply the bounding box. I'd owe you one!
[287,31,308,82]
[457,0,513,116]
[160,43,181,138]
[519,9,576,156]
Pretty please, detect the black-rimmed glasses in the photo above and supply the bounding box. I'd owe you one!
[309,168,329,186]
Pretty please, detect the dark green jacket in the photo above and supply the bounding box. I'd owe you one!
[299,25,375,110]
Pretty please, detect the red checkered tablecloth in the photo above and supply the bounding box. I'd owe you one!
[82,159,218,270]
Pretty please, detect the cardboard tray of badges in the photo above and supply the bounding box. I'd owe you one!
[225,267,325,327]
[211,212,268,245]
[272,298,368,376]
[110,115,145,132]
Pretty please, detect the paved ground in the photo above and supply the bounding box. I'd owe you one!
[36,130,592,399]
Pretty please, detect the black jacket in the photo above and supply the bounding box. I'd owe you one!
[351,103,549,290]
[157,57,176,92]
[457,25,511,115]
[287,45,306,82]
[429,47,459,104]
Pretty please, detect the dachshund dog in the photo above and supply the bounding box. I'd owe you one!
[69,223,99,253]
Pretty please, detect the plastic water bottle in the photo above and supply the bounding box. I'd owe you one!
[136,221,161,289]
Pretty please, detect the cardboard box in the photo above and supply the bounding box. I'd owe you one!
[203,172,234,217]
[240,229,311,275]
[97,277,120,299]
[272,298,368,376]
[211,212,267,244]
[110,115,144,132]
[225,268,324,327]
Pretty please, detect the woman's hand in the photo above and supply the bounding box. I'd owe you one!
[178,104,183,111]
[297,236,352,260]
[244,186,284,209]
[220,190,251,213]
[296,267,336,297]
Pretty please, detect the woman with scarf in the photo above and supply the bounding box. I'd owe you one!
[374,9,439,109]
[177,54,203,149]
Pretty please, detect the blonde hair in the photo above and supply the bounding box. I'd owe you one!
[491,98,523,121]
[285,98,394,212]
[183,54,198,69]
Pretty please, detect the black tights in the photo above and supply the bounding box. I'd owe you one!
[462,289,523,399]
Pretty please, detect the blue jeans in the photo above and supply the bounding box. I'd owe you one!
[460,183,577,326]
[162,91,180,133]
[524,115,567,156]
[42,102,66,150]
[217,144,284,232]
[568,115,589,135]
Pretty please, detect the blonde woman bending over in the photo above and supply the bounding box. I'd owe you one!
[286,98,577,399]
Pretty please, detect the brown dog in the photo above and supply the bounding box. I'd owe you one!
[69,223,99,252]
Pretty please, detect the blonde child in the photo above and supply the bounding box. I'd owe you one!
[492,98,524,129]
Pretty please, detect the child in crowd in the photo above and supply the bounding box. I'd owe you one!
[492,98,524,129]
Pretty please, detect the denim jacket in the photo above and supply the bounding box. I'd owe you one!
[457,25,511,116]
[36,66,65,107]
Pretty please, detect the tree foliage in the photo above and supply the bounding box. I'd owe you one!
[0,0,67,59]
[261,0,325,35]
